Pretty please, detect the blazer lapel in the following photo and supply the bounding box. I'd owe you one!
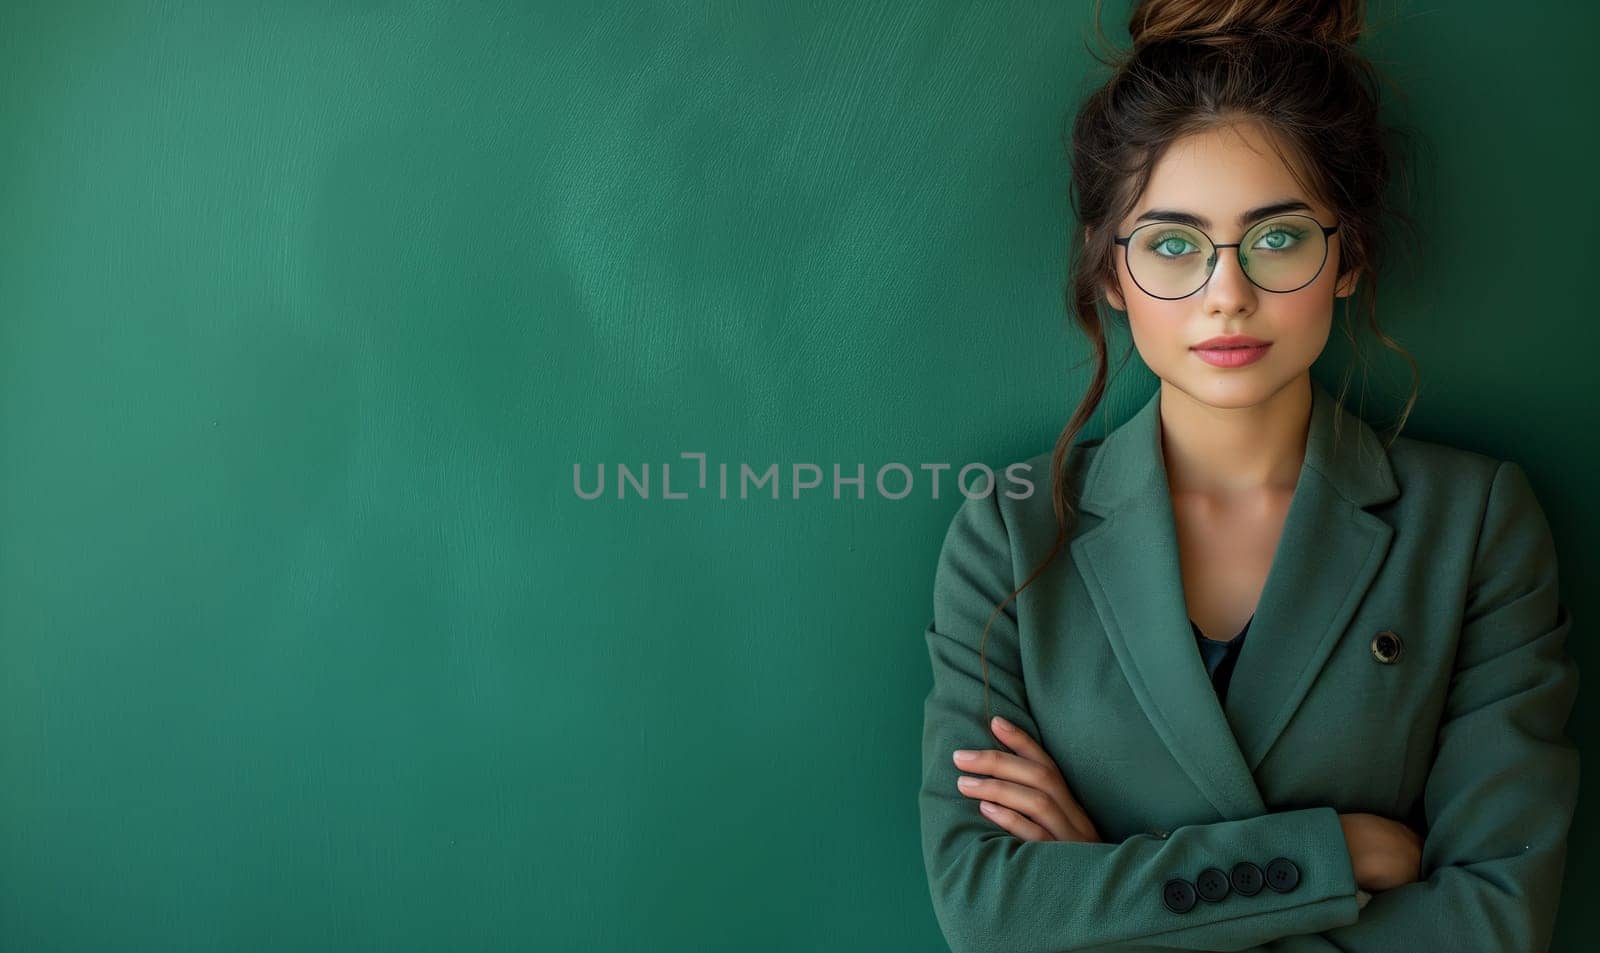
[1069,379,1398,819]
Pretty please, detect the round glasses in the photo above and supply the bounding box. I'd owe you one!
[1112,214,1340,300]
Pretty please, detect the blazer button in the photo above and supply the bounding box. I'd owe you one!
[1195,867,1231,902]
[1371,630,1403,664]
[1162,878,1198,914]
[1263,857,1301,893]
[1229,860,1265,896]
[1147,827,1171,840]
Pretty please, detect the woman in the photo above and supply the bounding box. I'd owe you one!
[916,1,1579,951]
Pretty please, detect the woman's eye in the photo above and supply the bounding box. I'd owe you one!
[1148,236,1196,257]
[1253,228,1303,251]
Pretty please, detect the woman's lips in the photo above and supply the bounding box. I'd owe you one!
[1192,342,1272,367]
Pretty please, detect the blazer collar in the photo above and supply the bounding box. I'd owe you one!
[1068,379,1399,819]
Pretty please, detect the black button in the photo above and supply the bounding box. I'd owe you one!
[1162,877,1197,914]
[1263,857,1301,893]
[1371,630,1403,664]
[1195,867,1231,902]
[1230,861,1265,896]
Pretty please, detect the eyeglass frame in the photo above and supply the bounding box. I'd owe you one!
[1111,216,1341,300]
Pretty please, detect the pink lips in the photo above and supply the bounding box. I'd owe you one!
[1192,340,1272,368]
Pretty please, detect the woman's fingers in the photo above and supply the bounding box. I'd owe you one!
[951,716,1102,842]
[992,716,1103,841]
[986,715,1053,769]
[976,800,1054,842]
[957,774,1084,841]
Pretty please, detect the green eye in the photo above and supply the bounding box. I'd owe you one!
[1145,231,1199,258]
[1253,227,1306,252]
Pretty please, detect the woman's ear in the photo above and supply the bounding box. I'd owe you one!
[1103,278,1127,312]
[1085,225,1128,312]
[1334,267,1361,299]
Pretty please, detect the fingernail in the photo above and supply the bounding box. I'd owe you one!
[957,776,978,789]
[992,716,1009,731]
[953,750,976,762]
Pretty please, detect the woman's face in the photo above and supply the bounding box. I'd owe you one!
[1100,121,1359,411]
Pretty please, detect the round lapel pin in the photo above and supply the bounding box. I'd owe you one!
[1371,630,1403,664]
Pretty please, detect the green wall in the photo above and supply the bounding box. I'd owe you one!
[2,2,1594,950]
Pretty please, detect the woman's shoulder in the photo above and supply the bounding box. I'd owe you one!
[956,440,1107,556]
[933,443,1078,536]
[942,427,1550,572]
[1383,431,1557,556]
[1380,431,1538,518]
[1383,430,1502,482]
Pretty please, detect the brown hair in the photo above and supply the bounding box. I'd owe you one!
[975,0,1426,721]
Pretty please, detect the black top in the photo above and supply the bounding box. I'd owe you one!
[1191,616,1251,702]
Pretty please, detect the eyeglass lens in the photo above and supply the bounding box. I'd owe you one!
[1124,214,1329,298]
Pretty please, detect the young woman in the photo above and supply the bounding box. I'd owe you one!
[917,2,1579,951]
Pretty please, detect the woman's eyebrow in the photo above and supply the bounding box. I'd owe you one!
[1132,199,1313,230]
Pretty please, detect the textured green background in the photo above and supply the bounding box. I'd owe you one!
[2,1,1594,950]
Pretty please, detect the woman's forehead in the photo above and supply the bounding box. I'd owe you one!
[1131,126,1324,225]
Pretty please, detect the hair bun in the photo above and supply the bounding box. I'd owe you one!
[1127,0,1365,49]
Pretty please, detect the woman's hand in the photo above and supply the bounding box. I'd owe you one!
[1337,812,1423,892]
[952,715,1102,843]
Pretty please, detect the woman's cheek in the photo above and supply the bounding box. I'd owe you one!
[1125,310,1188,368]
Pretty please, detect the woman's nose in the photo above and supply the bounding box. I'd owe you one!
[1202,249,1257,304]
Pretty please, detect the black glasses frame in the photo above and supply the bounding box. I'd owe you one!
[1112,218,1341,300]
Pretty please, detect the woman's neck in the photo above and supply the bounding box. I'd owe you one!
[1158,374,1313,500]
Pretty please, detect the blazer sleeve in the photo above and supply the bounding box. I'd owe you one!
[1230,460,1581,953]
[918,489,1363,953]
